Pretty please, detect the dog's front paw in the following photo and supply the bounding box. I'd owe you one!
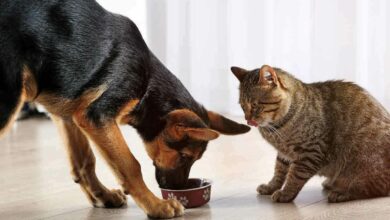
[146,199,184,219]
[257,184,277,195]
[271,190,296,203]
[93,189,127,208]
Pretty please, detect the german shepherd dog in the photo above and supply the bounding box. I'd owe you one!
[0,0,250,218]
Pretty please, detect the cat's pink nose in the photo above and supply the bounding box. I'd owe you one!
[247,120,259,127]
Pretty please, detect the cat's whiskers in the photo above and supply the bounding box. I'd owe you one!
[266,124,285,142]
[264,126,278,143]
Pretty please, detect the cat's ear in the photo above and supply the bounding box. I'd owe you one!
[259,65,278,86]
[231,66,248,82]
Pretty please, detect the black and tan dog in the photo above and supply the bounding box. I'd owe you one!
[0,0,249,218]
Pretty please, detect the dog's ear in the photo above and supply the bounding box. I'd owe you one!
[207,111,250,135]
[165,109,219,141]
[178,126,219,141]
[231,66,248,82]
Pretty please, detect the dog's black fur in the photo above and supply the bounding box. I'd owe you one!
[1,0,209,138]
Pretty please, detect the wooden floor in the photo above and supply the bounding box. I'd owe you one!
[0,118,389,220]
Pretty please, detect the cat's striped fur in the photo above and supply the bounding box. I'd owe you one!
[232,65,390,202]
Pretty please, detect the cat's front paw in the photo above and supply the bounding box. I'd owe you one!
[257,184,277,195]
[271,190,296,203]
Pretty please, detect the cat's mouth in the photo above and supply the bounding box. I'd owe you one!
[247,120,259,127]
[247,119,271,127]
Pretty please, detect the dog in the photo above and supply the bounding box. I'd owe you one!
[0,0,250,218]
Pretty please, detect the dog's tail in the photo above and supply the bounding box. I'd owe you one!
[0,57,26,138]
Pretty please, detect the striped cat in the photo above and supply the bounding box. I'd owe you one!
[231,65,390,202]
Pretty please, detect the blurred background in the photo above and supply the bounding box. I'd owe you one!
[97,0,390,115]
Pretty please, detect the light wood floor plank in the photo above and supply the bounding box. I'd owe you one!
[0,119,389,220]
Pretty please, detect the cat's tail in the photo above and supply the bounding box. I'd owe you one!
[387,164,390,195]
[0,57,26,138]
[384,170,390,196]
[347,170,390,200]
[386,170,390,196]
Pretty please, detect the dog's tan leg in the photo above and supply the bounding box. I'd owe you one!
[52,116,126,208]
[72,114,184,218]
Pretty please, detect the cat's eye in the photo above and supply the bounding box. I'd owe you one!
[263,108,279,113]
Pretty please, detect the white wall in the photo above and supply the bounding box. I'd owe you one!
[96,0,147,39]
[98,0,390,116]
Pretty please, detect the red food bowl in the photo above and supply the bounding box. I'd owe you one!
[160,178,212,208]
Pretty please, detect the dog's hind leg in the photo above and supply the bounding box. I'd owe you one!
[52,116,127,208]
[0,59,26,138]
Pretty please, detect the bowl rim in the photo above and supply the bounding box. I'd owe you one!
[160,178,212,192]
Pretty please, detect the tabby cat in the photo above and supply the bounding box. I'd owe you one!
[231,65,390,202]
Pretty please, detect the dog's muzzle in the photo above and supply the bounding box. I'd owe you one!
[155,164,192,189]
